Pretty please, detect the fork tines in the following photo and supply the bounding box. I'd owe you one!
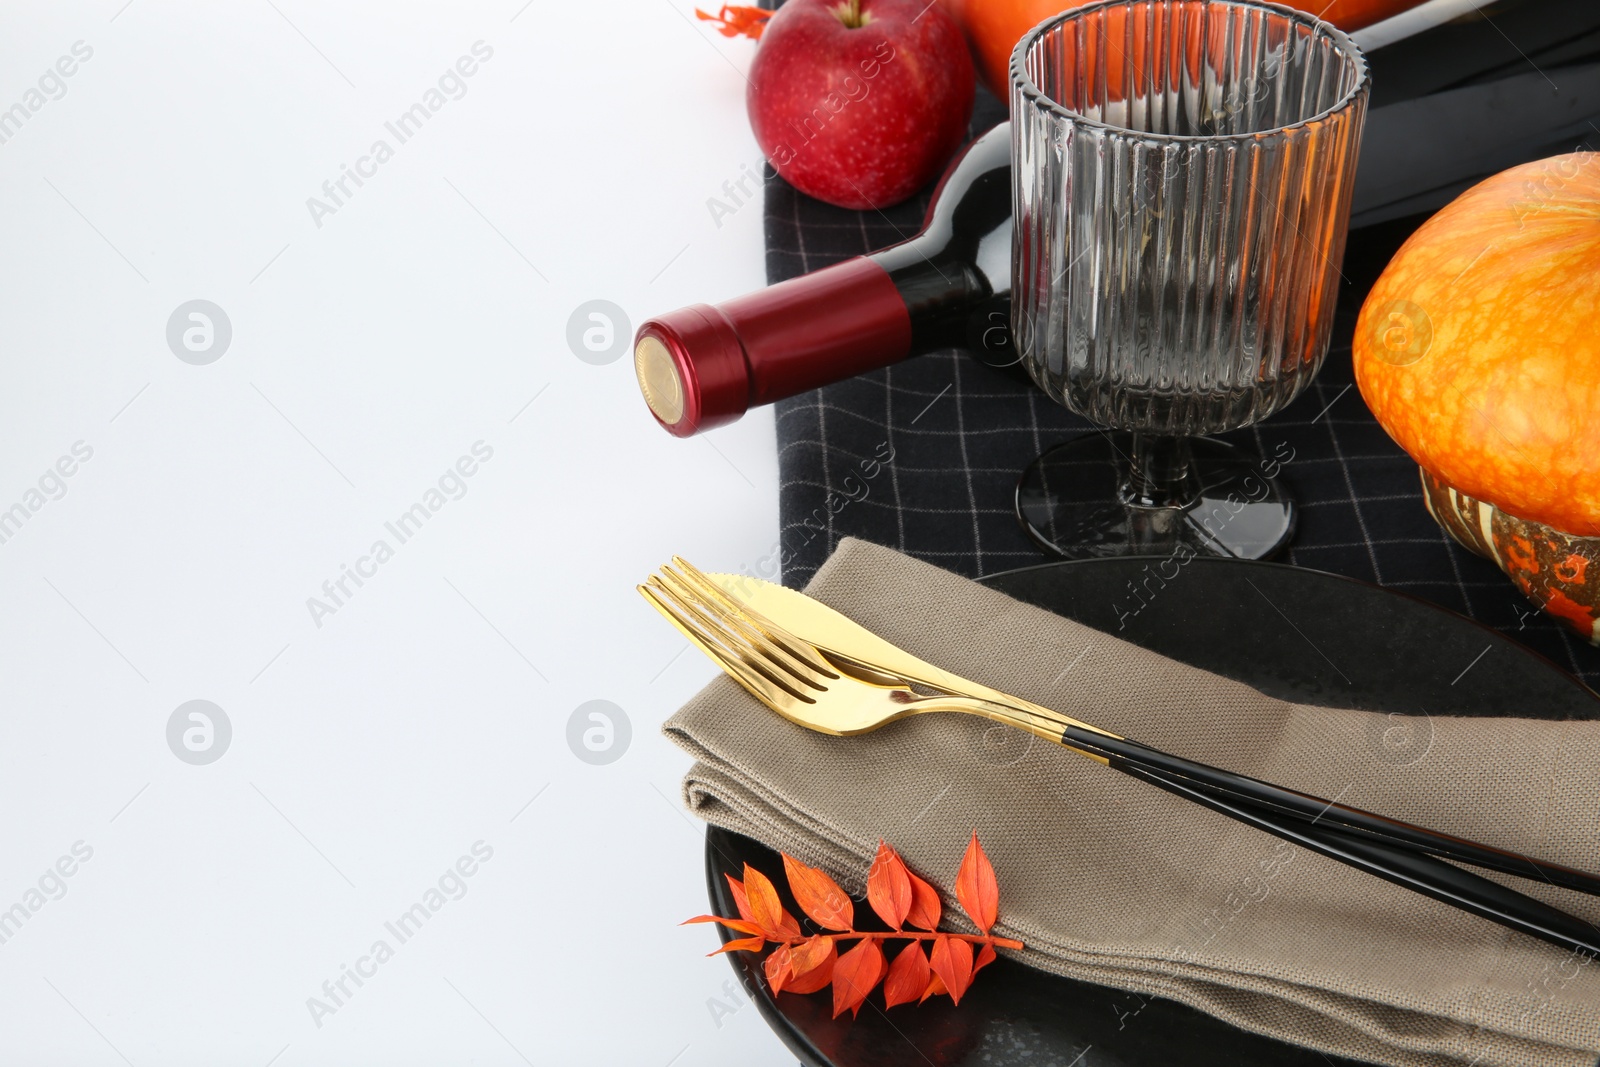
[638,559,835,704]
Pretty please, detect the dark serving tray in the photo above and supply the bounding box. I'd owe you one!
[703,557,1599,1066]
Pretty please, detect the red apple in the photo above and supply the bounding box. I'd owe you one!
[747,0,975,210]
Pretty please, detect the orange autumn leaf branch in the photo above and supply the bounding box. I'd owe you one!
[684,833,1021,1017]
[694,4,772,39]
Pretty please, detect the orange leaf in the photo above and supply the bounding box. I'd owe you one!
[693,4,771,39]
[682,914,765,937]
[710,935,766,956]
[743,863,801,941]
[929,935,975,1005]
[866,841,912,929]
[905,869,942,931]
[954,833,999,934]
[882,942,932,1008]
[790,935,835,978]
[783,854,854,932]
[787,940,838,991]
[725,873,753,922]
[764,943,793,995]
[919,971,947,1003]
[974,942,997,974]
[831,938,886,1018]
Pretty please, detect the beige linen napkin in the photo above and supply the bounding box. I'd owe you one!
[663,538,1600,1067]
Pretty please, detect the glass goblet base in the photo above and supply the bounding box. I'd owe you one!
[1015,432,1294,560]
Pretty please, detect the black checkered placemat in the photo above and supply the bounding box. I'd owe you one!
[764,108,1600,690]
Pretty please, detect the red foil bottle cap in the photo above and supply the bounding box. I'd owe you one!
[633,305,747,438]
[633,257,912,437]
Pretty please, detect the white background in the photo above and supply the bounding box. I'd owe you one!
[0,2,791,1064]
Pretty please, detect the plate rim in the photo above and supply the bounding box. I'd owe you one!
[980,553,1598,705]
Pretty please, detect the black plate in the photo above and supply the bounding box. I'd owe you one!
[702,557,1600,1067]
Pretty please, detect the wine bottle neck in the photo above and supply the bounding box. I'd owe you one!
[633,121,1017,436]
[873,243,982,355]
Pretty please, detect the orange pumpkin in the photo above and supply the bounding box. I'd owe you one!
[943,0,1425,98]
[1355,153,1600,639]
[1355,154,1600,536]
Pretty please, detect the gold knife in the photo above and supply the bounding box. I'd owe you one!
[706,571,1119,741]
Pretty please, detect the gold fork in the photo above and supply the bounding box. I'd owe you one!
[638,559,1109,756]
[640,558,1600,957]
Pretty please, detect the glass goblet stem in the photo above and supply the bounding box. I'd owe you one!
[1123,433,1198,511]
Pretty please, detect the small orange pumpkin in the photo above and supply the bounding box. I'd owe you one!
[1355,153,1600,640]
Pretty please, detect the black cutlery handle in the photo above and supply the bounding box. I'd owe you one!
[1063,726,1600,897]
[1113,760,1600,959]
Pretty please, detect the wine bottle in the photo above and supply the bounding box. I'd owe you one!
[634,121,1013,437]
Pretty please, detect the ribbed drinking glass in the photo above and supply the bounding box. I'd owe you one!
[1011,0,1369,558]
